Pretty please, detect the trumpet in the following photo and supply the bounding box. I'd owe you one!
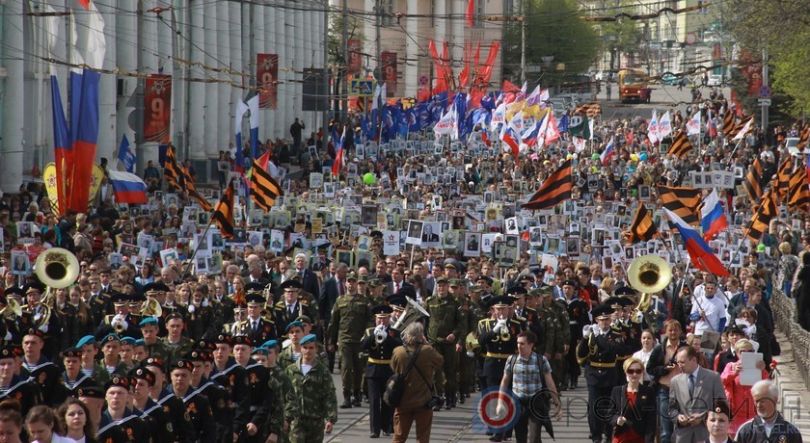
[495,315,511,341]
[111,314,129,334]
[373,325,387,344]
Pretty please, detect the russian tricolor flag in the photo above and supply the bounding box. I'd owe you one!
[331,126,346,177]
[600,137,616,165]
[700,189,728,241]
[108,170,148,204]
[500,127,520,160]
[664,208,729,277]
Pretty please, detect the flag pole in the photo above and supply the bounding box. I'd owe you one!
[181,206,220,279]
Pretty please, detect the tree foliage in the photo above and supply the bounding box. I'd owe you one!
[721,0,810,115]
[503,0,599,84]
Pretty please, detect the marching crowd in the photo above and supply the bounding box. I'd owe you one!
[0,93,807,443]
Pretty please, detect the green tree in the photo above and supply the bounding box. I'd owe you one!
[327,13,364,116]
[503,0,599,86]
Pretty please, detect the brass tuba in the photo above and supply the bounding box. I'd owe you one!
[34,248,80,289]
[628,254,672,322]
[140,298,163,318]
[391,297,430,331]
[0,298,22,320]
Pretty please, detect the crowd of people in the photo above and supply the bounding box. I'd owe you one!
[0,89,807,443]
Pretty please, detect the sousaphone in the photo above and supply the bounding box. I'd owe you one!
[34,248,80,289]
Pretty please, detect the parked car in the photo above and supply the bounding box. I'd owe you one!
[661,73,679,86]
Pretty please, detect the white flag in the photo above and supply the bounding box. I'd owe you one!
[687,111,701,136]
[648,110,659,145]
[658,111,673,139]
[733,117,754,141]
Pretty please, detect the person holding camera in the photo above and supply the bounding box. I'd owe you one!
[389,322,443,443]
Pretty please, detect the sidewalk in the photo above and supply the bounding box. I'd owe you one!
[771,330,810,440]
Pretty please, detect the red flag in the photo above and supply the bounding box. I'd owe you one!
[77,0,90,9]
[466,0,475,27]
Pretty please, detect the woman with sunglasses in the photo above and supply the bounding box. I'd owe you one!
[609,357,656,443]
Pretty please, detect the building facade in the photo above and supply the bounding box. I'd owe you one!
[0,0,327,192]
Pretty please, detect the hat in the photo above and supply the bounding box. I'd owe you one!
[75,383,105,399]
[3,287,23,298]
[448,279,463,287]
[252,347,269,356]
[100,333,120,345]
[345,272,358,282]
[214,333,233,346]
[105,375,131,391]
[76,335,96,348]
[261,339,279,349]
[144,357,165,372]
[536,285,554,297]
[232,335,252,347]
[143,282,170,293]
[0,345,16,360]
[506,286,527,298]
[469,285,483,293]
[436,276,449,284]
[120,337,136,346]
[476,275,493,286]
[61,347,82,359]
[245,282,266,294]
[443,262,456,270]
[372,305,393,317]
[617,297,635,308]
[280,280,302,291]
[285,320,304,332]
[110,291,130,304]
[369,278,385,288]
[300,334,317,346]
[562,279,578,287]
[24,282,46,294]
[489,296,513,308]
[130,367,156,386]
[24,328,45,340]
[139,316,159,327]
[171,359,193,373]
[713,399,731,418]
[614,286,637,297]
[246,292,266,305]
[386,295,407,310]
[295,315,312,324]
[357,275,369,283]
[186,349,208,363]
[165,312,184,323]
[133,339,145,347]
[592,304,614,320]
[604,297,622,308]
[727,324,747,336]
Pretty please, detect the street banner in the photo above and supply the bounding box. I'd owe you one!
[143,74,171,143]
[257,53,278,109]
[381,51,397,96]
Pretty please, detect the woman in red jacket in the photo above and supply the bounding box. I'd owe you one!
[720,338,769,437]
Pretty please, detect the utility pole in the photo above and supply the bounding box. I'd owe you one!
[761,48,769,133]
[342,0,348,119]
[323,0,330,137]
[520,0,526,84]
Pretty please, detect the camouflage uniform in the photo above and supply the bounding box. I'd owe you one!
[425,290,461,407]
[537,293,567,390]
[263,364,293,443]
[284,358,338,443]
[327,288,371,405]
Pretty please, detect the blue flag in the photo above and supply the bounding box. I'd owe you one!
[118,134,135,172]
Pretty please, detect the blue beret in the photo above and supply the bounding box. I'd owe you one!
[285,320,304,332]
[139,316,159,327]
[261,339,279,349]
[300,334,317,346]
[252,347,269,356]
[76,335,96,348]
[120,337,136,345]
[100,333,120,345]
[133,339,145,347]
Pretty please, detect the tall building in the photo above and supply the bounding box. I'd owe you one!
[331,0,503,100]
[0,0,328,192]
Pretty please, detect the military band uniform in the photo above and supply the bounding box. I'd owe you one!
[566,298,589,389]
[97,409,150,443]
[538,300,567,391]
[285,357,338,443]
[456,297,480,401]
[577,319,634,443]
[360,325,402,437]
[424,293,461,407]
[327,290,371,406]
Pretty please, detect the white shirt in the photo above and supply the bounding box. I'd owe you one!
[690,294,727,335]
[301,363,312,376]
[632,348,654,382]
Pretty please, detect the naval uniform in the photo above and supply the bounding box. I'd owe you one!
[209,359,251,442]
[20,358,61,406]
[163,385,216,443]
[96,409,150,443]
[0,375,43,419]
[360,326,401,436]
[151,390,196,443]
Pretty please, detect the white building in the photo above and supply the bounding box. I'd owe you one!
[0,0,327,192]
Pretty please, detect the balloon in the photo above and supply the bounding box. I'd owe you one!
[630,153,639,162]
[591,153,600,161]
[362,172,377,185]
[639,152,648,161]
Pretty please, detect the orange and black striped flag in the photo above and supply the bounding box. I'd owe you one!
[656,185,702,226]
[744,158,764,203]
[522,160,572,210]
[722,109,735,136]
[189,189,213,212]
[163,145,184,191]
[775,158,794,202]
[798,125,810,151]
[624,202,658,244]
[744,188,778,243]
[212,182,235,239]
[667,131,694,159]
[250,160,283,212]
[788,167,810,211]
[575,102,602,119]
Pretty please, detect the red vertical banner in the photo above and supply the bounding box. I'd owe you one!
[381,51,397,96]
[143,74,172,143]
[257,53,278,109]
[348,39,363,75]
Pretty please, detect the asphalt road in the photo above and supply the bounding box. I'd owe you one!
[595,83,731,121]
[326,372,591,443]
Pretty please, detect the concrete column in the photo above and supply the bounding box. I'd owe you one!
[293,9,304,130]
[229,1,243,150]
[254,2,267,142]
[278,7,290,136]
[217,1,230,155]
[264,3,276,139]
[187,0,205,159]
[452,0,465,72]
[116,0,138,168]
[140,0,160,163]
[0,0,24,193]
[405,0,419,97]
[364,0,375,73]
[203,0,218,159]
[170,0,188,156]
[96,1,117,163]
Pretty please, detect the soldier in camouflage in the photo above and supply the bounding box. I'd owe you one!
[285,334,337,443]
[424,276,461,409]
[327,271,371,408]
[535,286,568,391]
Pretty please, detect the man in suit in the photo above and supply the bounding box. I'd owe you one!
[293,253,320,298]
[384,267,413,298]
[668,345,727,443]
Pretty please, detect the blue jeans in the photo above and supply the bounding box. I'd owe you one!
[657,387,673,443]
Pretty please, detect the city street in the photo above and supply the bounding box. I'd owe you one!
[594,83,730,121]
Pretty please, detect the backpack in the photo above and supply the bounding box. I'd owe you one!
[383,345,422,408]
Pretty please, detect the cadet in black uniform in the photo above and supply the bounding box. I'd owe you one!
[576,304,634,443]
[19,328,61,407]
[232,335,271,442]
[0,344,43,419]
[163,359,216,443]
[133,365,195,443]
[209,333,251,443]
[97,375,150,443]
[564,279,590,389]
[360,305,402,438]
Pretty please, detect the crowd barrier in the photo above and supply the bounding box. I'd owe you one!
[771,274,810,389]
